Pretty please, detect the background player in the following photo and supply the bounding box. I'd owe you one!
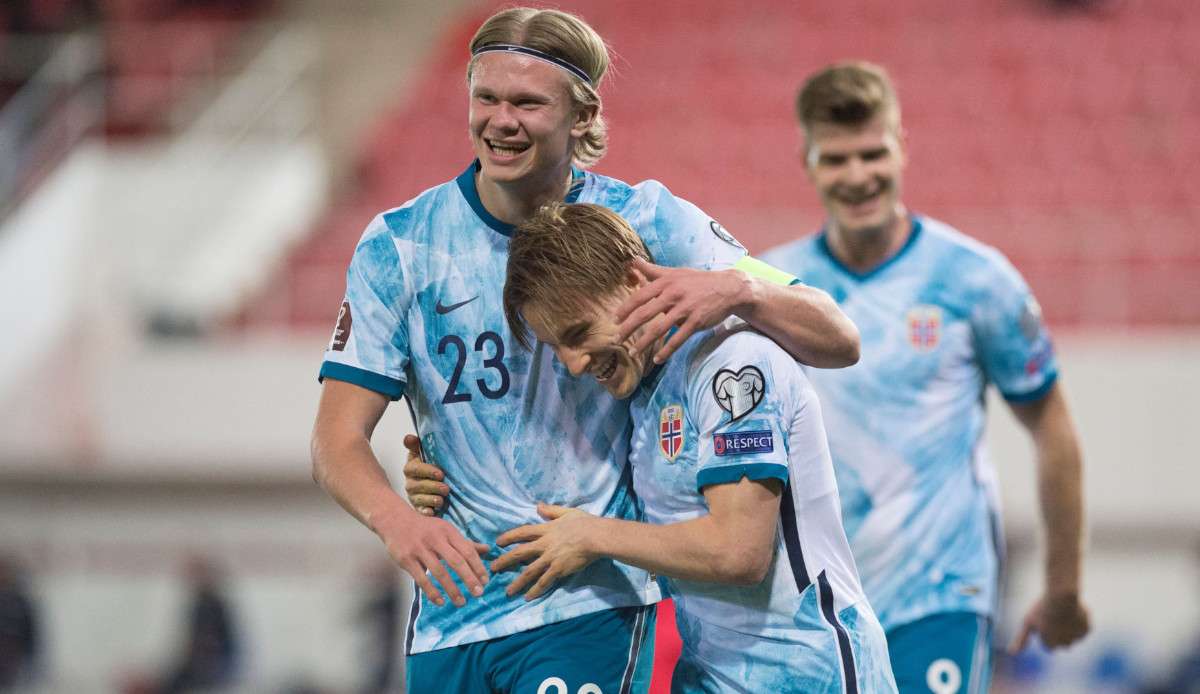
[491,201,895,694]
[759,62,1090,692]
[309,8,859,693]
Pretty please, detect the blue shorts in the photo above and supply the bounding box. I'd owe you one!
[886,612,992,694]
[406,604,656,694]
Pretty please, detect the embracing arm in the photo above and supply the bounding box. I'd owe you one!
[1007,382,1090,651]
[492,477,782,599]
[735,268,860,368]
[312,380,489,606]
[615,257,859,368]
[590,478,782,584]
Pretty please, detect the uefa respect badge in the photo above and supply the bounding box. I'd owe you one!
[713,430,774,456]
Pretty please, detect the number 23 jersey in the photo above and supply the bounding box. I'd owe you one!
[319,162,745,654]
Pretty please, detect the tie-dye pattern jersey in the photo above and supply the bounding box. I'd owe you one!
[318,162,746,654]
[630,325,896,693]
[760,215,1058,632]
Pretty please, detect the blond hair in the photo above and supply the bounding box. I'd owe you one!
[504,203,651,349]
[796,61,901,144]
[468,8,610,168]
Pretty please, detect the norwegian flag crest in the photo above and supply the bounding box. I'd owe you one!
[659,404,684,462]
[906,305,943,351]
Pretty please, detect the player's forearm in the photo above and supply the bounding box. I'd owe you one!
[1028,388,1086,596]
[585,515,769,585]
[736,276,860,368]
[311,430,413,535]
[1036,425,1085,596]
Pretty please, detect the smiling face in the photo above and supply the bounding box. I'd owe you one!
[468,52,594,190]
[804,113,907,239]
[522,289,651,400]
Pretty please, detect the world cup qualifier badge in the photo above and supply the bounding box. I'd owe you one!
[659,404,685,462]
[709,220,745,250]
[329,301,352,351]
[906,305,942,351]
[712,366,765,422]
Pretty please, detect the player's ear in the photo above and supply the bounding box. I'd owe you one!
[571,102,598,138]
[798,128,817,182]
[624,264,645,289]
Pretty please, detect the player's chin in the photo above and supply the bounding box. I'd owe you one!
[838,211,890,236]
[477,159,523,182]
[602,374,639,400]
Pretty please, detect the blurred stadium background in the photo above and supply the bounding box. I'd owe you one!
[0,0,1197,691]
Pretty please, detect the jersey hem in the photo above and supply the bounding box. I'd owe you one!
[877,596,994,633]
[407,584,662,654]
[318,361,406,400]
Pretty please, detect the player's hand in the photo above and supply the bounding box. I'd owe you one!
[372,502,490,608]
[491,503,600,601]
[1009,592,1091,653]
[615,258,754,364]
[402,434,450,517]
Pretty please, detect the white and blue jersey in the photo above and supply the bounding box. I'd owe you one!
[630,324,896,694]
[319,162,746,654]
[760,215,1058,632]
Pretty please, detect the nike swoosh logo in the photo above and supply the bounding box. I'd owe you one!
[435,296,479,314]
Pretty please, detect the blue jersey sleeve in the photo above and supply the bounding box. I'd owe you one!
[318,214,413,399]
[633,180,748,271]
[972,252,1058,402]
[686,331,791,492]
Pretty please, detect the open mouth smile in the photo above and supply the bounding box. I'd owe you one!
[485,139,530,157]
[593,353,618,381]
[836,187,883,206]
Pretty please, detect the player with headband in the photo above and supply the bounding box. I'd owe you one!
[311,7,859,694]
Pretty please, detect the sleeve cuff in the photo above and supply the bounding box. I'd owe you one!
[697,463,788,492]
[319,361,406,400]
[1001,370,1058,404]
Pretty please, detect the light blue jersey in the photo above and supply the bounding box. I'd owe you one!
[319,162,746,654]
[760,215,1057,632]
[630,324,896,694]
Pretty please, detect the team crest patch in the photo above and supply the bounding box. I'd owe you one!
[329,301,352,351]
[712,366,765,422]
[906,305,942,351]
[659,404,685,461]
[709,220,745,250]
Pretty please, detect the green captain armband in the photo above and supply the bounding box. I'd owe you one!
[733,256,800,286]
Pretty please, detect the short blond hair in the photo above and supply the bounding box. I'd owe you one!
[796,61,901,143]
[468,8,610,168]
[504,203,652,349]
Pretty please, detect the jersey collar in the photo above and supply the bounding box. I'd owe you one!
[817,215,924,282]
[456,160,587,237]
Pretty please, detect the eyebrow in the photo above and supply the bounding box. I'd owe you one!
[557,321,591,346]
[817,146,890,162]
[471,85,553,102]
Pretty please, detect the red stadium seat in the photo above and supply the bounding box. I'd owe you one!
[241,0,1200,333]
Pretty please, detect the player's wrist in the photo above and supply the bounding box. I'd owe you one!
[726,268,759,319]
[582,517,615,558]
[1044,560,1082,599]
[1045,586,1082,605]
[365,492,417,537]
